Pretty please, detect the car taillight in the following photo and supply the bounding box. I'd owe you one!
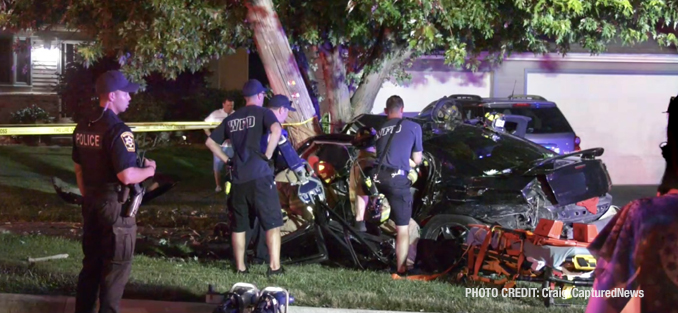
[574,136,581,151]
[513,103,531,107]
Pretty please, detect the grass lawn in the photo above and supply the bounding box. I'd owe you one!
[0,144,589,312]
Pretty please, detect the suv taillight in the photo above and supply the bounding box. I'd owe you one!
[574,136,581,151]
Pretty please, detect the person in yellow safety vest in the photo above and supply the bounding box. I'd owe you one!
[484,112,503,127]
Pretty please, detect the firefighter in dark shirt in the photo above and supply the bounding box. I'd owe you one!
[71,70,156,313]
[372,95,423,277]
[206,79,285,276]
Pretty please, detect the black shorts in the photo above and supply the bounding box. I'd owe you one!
[373,170,413,226]
[230,175,284,232]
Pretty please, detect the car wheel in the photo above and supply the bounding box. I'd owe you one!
[420,214,483,243]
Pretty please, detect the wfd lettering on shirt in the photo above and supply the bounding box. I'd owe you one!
[228,116,256,132]
[75,132,101,148]
[377,124,402,139]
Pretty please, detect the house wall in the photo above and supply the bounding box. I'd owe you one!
[29,38,60,93]
[386,43,678,186]
[206,48,249,91]
[0,94,60,123]
[0,30,88,123]
[372,69,493,113]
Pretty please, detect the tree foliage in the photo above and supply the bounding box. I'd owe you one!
[1,0,250,85]
[3,0,678,124]
[280,0,678,77]
[275,0,678,126]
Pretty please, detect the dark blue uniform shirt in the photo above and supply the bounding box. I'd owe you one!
[375,118,423,171]
[71,108,138,188]
[210,105,279,184]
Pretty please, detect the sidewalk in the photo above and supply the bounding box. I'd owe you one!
[0,293,430,313]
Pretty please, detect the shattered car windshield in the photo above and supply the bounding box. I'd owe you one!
[424,125,556,177]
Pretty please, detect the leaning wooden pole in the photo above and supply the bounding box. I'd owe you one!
[246,0,322,146]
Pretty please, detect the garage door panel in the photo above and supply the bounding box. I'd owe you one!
[372,71,492,114]
[527,72,677,185]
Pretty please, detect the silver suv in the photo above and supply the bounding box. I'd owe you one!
[418,94,581,155]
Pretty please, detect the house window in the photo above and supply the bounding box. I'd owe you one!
[61,42,83,71]
[0,36,31,85]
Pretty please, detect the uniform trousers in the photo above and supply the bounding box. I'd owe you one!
[370,167,413,227]
[75,186,137,313]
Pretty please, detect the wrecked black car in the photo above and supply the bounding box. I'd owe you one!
[342,114,615,236]
[263,112,616,270]
[50,111,616,273]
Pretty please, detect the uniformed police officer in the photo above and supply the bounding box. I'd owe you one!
[72,70,156,313]
[372,95,423,277]
[205,79,286,276]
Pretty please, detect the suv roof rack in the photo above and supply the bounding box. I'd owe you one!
[449,94,482,100]
[507,94,547,101]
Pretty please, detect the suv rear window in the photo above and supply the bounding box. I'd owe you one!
[462,106,574,134]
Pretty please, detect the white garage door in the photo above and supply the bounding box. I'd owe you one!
[527,72,678,185]
[372,71,492,114]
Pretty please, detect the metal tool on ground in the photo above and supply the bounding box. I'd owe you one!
[28,254,69,263]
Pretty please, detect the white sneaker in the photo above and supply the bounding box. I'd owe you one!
[215,186,223,192]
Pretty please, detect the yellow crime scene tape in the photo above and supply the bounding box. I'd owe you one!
[0,122,221,136]
[0,116,317,136]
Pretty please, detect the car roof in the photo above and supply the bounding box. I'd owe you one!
[309,113,556,156]
[296,133,355,151]
[442,94,558,108]
[342,114,429,133]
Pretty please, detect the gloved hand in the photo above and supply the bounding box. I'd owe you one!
[281,208,289,223]
[407,169,418,184]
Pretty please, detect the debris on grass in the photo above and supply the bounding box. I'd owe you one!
[28,253,69,263]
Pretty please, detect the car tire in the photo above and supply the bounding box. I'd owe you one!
[420,214,484,242]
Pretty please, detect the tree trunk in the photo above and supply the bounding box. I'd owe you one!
[292,47,320,119]
[246,0,321,147]
[318,46,352,133]
[351,49,413,117]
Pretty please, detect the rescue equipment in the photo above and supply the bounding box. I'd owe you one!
[209,283,294,313]
[457,218,598,307]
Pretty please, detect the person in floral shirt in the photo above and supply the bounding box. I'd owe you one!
[586,100,678,313]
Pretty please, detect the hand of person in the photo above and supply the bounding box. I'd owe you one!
[144,158,157,170]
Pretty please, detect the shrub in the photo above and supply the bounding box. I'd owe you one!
[10,104,55,124]
[9,104,55,145]
[119,92,167,122]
